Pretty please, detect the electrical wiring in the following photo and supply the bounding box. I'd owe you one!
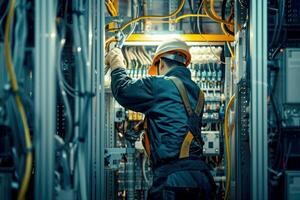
[123,46,131,68]
[210,0,222,20]
[269,0,285,49]
[71,1,91,199]
[221,0,234,36]
[139,47,152,76]
[125,47,133,71]
[128,47,137,77]
[139,47,149,66]
[110,0,118,15]
[226,40,235,72]
[224,94,235,200]
[106,3,116,16]
[105,0,118,16]
[179,2,227,65]
[59,67,80,96]
[140,47,152,65]
[203,0,233,26]
[54,135,72,189]
[106,5,231,48]
[137,47,149,77]
[226,41,234,59]
[142,0,148,29]
[72,14,85,93]
[133,47,142,75]
[274,0,285,47]
[210,0,235,37]
[107,14,211,32]
[56,39,74,147]
[0,1,9,38]
[197,0,204,34]
[118,0,186,32]
[106,20,172,32]
[134,47,143,78]
[106,13,227,49]
[142,154,150,184]
[138,47,148,77]
[125,0,139,41]
[6,96,26,178]
[105,0,234,48]
[187,0,196,32]
[13,0,28,78]
[174,14,208,23]
[106,0,187,47]
[3,0,32,171]
[268,9,279,48]
[221,22,233,37]
[187,0,204,33]
[4,0,32,199]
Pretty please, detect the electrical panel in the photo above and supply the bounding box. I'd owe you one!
[104,94,153,199]
[281,48,300,104]
[285,0,300,25]
[189,46,225,123]
[202,131,220,155]
[284,171,300,200]
[277,48,300,127]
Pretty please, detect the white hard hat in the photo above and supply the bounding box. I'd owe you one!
[148,39,191,75]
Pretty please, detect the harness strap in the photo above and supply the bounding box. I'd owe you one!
[195,90,205,116]
[142,77,205,160]
[168,76,205,159]
[168,76,193,116]
[179,131,194,159]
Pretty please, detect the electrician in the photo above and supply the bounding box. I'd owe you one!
[106,39,216,200]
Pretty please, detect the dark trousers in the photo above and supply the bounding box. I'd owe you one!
[148,159,216,200]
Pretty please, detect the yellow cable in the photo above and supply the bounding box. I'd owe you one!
[105,2,113,16]
[4,1,32,200]
[108,0,118,16]
[203,0,233,26]
[220,11,234,37]
[105,1,117,16]
[210,0,222,20]
[106,0,186,47]
[226,41,235,71]
[219,6,234,65]
[105,13,222,48]
[119,0,186,31]
[224,95,235,200]
[226,41,234,58]
[221,23,228,35]
[174,13,209,23]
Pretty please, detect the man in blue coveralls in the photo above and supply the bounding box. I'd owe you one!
[105,39,215,200]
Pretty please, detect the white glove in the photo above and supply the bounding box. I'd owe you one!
[105,47,125,71]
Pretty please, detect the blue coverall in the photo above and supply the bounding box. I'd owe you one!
[111,66,215,200]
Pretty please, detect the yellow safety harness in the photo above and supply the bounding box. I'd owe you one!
[142,76,205,159]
